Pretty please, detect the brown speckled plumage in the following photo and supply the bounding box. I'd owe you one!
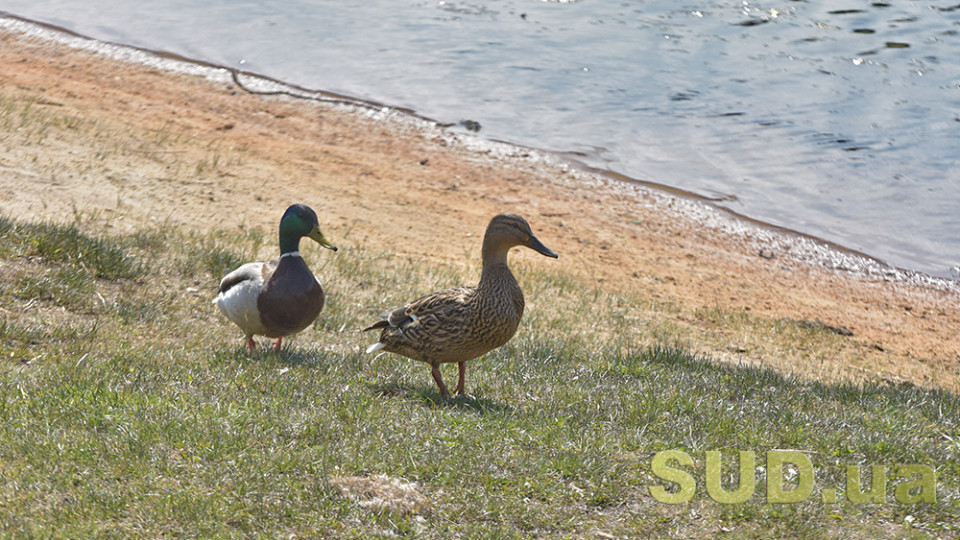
[364,213,558,397]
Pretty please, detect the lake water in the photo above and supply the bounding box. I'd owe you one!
[2,1,958,277]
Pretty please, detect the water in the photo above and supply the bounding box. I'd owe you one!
[2,1,958,277]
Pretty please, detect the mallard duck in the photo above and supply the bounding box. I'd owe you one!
[363,213,558,398]
[214,204,337,351]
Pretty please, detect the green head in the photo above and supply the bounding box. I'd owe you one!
[278,204,338,255]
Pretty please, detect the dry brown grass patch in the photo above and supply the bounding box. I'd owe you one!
[329,474,429,516]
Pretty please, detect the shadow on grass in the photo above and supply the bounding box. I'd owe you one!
[371,383,514,415]
[211,344,335,369]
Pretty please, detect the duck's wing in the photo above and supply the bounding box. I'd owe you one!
[217,260,277,295]
[364,286,474,331]
[214,260,278,339]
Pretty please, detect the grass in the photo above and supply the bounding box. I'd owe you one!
[0,213,957,538]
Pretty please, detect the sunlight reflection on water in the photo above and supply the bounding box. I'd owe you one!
[1,0,957,275]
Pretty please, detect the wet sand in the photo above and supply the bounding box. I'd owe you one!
[1,24,958,392]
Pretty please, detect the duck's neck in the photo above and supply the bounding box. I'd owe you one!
[478,245,515,290]
[478,244,524,320]
[279,234,301,257]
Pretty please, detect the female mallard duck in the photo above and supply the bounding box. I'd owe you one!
[363,213,558,398]
[214,204,337,351]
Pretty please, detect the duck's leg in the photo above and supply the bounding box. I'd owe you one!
[246,337,256,352]
[454,361,467,396]
[272,337,283,352]
[431,364,451,398]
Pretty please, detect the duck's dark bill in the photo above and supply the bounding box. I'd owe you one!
[529,235,558,259]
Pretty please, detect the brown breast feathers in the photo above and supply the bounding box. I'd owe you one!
[257,256,324,338]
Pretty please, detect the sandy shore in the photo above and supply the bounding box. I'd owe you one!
[1,21,958,392]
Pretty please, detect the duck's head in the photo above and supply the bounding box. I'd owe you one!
[484,213,558,259]
[278,204,338,255]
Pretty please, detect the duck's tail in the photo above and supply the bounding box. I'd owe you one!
[361,320,390,332]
